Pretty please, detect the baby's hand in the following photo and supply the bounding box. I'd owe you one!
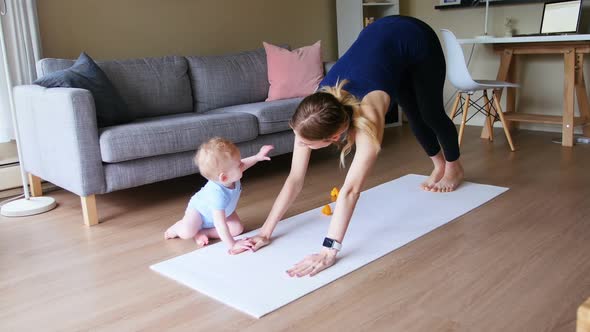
[256,145,274,161]
[228,238,255,255]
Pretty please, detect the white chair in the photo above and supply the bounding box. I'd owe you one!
[440,29,517,151]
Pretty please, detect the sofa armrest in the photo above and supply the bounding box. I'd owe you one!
[13,85,106,196]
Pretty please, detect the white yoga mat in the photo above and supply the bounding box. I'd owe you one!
[151,174,508,318]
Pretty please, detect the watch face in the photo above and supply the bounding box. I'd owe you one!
[323,237,334,247]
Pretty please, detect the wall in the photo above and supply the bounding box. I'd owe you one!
[400,0,587,133]
[9,1,335,192]
[36,0,338,61]
[36,0,587,133]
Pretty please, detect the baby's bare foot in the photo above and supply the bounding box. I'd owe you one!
[433,161,464,193]
[164,227,178,240]
[194,232,209,248]
[422,166,445,191]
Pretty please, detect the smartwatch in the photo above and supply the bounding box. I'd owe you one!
[322,237,342,251]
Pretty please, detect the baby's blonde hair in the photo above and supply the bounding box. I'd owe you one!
[194,137,240,180]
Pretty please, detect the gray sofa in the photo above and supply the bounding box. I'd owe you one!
[14,47,308,226]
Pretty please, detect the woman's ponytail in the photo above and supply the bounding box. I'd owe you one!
[320,80,381,167]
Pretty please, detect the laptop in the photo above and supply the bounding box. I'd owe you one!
[514,0,583,37]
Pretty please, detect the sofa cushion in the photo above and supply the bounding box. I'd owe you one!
[264,41,323,101]
[187,48,271,113]
[36,56,193,118]
[34,52,133,128]
[205,98,302,135]
[103,130,295,193]
[99,112,258,163]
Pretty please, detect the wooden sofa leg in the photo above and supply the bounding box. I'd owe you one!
[81,195,98,226]
[28,173,43,197]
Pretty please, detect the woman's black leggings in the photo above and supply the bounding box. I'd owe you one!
[395,34,460,162]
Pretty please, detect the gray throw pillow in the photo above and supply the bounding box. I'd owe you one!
[34,52,133,128]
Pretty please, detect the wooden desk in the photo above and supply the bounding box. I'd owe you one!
[458,35,590,147]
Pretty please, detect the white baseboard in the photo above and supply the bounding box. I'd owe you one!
[0,165,23,191]
[0,165,58,199]
[454,114,585,134]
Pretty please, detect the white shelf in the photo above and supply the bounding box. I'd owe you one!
[363,2,397,6]
[458,34,590,44]
[337,0,400,57]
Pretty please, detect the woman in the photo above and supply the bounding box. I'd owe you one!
[248,16,464,277]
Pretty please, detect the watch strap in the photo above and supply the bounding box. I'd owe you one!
[323,237,342,251]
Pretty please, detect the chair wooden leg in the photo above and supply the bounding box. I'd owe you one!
[458,94,470,147]
[28,173,43,197]
[81,195,98,226]
[492,92,516,151]
[482,90,494,141]
[449,92,461,120]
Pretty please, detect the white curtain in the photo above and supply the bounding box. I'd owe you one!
[0,0,42,143]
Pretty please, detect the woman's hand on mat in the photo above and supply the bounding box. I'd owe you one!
[228,238,254,255]
[249,234,271,251]
[286,248,337,277]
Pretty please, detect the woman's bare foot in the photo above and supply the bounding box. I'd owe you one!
[433,160,464,193]
[422,152,446,191]
[164,227,178,240]
[194,232,209,248]
[422,167,445,191]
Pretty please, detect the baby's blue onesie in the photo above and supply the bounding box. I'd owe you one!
[188,180,242,228]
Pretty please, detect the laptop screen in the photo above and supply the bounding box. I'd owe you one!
[541,0,582,34]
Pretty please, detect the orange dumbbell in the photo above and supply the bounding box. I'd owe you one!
[322,187,339,216]
[330,187,339,202]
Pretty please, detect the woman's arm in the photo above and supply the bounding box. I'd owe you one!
[240,139,311,252]
[287,98,385,277]
[327,131,381,242]
[286,129,382,277]
[259,140,312,239]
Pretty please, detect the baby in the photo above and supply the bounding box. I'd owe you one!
[165,137,273,254]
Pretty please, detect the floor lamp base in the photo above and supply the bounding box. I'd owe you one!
[1,197,57,217]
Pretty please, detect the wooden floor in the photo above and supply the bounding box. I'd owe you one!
[1,126,589,332]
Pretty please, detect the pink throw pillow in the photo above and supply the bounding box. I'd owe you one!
[263,41,323,101]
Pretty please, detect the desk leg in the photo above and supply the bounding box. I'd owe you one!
[563,50,575,147]
[506,57,517,131]
[482,49,513,139]
[575,53,590,137]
